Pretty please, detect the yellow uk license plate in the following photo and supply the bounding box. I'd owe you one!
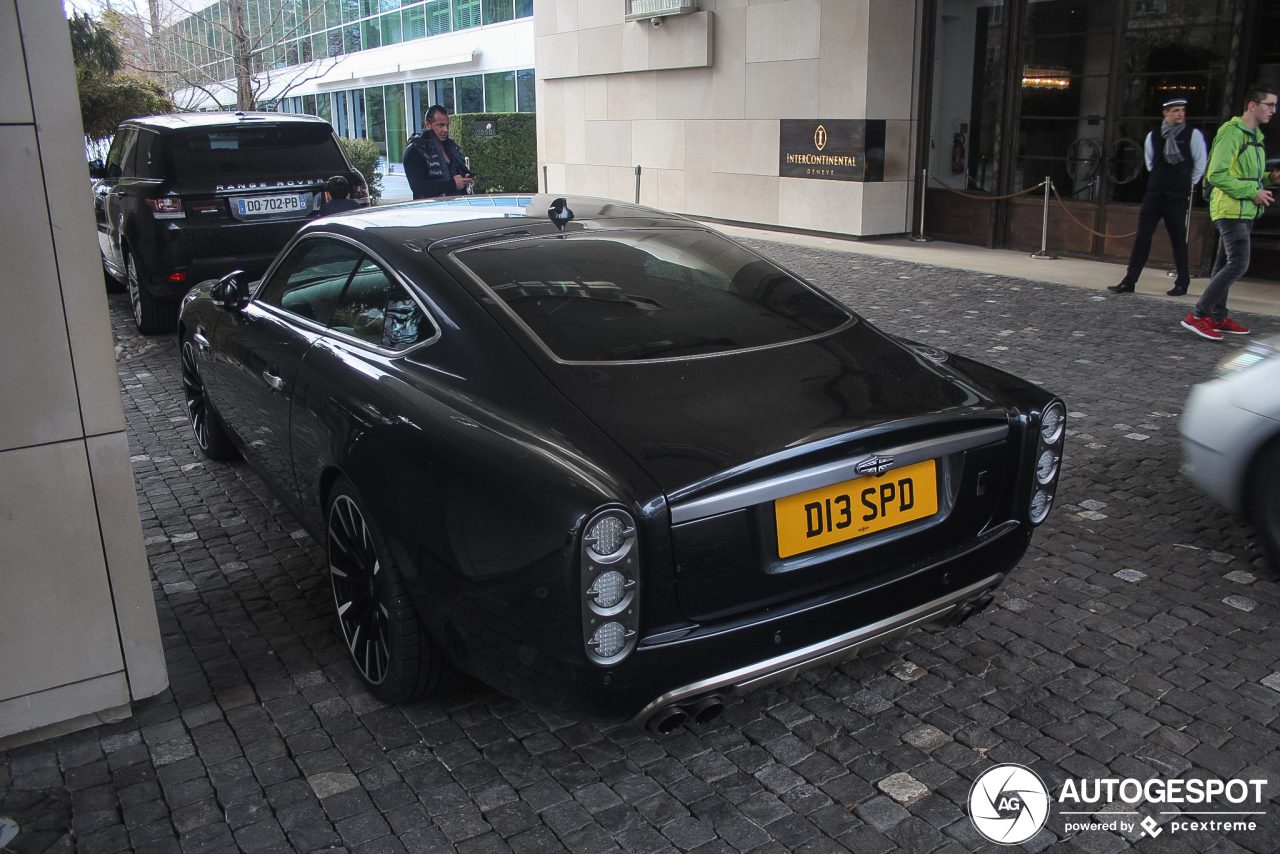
[775,460,938,558]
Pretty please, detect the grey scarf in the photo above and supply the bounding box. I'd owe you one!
[1160,121,1184,165]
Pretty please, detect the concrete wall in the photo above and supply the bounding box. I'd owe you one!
[0,0,167,744]
[534,0,924,237]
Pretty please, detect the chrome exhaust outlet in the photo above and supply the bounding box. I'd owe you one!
[686,694,725,725]
[645,704,689,734]
[943,591,995,627]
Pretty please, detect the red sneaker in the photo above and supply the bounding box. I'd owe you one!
[1213,317,1250,335]
[1181,313,1222,340]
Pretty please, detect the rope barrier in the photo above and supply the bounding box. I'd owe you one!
[926,174,1139,240]
[1049,181,1137,239]
[927,174,1046,201]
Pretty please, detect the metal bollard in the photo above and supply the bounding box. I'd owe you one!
[1030,176,1056,260]
[910,168,932,243]
[543,164,548,194]
[634,165,642,204]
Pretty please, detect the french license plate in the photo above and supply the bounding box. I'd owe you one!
[234,193,307,216]
[775,460,938,558]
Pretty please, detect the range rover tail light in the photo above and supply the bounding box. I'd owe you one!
[146,197,185,219]
[1029,402,1065,525]
[581,509,639,665]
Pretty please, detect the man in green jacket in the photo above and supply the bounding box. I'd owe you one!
[1181,83,1279,341]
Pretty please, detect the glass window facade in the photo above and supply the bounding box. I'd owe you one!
[163,0,531,76]
[921,0,1261,270]
[279,67,533,174]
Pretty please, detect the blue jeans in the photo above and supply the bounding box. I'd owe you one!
[1194,219,1253,322]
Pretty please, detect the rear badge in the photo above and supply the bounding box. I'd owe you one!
[855,455,895,476]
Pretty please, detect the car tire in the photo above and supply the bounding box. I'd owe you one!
[180,336,238,462]
[327,478,452,702]
[127,253,179,335]
[1247,440,1280,574]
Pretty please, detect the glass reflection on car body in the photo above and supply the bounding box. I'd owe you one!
[454,230,851,363]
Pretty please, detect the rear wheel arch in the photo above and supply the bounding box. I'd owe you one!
[126,245,180,334]
[324,474,453,701]
[319,465,345,518]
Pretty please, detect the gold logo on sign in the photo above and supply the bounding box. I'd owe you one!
[814,125,828,151]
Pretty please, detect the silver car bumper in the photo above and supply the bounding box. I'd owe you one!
[629,573,1003,727]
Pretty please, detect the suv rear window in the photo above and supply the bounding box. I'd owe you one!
[452,230,851,363]
[170,124,347,177]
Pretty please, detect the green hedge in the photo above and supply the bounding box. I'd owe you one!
[339,137,384,203]
[449,112,538,194]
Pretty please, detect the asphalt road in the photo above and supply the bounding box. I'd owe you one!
[2,242,1278,854]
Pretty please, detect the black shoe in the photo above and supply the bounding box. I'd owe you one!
[1167,284,1188,296]
[1108,282,1135,294]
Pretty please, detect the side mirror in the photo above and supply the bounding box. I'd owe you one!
[88,159,105,180]
[210,270,250,312]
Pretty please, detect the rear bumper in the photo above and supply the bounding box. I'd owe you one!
[601,517,1028,720]
[628,571,1003,727]
[137,218,302,299]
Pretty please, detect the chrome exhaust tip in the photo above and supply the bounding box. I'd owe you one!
[686,694,725,725]
[944,591,995,627]
[645,705,689,734]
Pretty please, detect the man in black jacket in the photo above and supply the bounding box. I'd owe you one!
[1109,95,1206,296]
[403,105,475,199]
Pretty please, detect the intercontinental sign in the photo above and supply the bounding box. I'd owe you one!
[779,119,886,182]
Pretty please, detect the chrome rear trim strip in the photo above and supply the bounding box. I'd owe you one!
[669,424,1008,524]
[627,574,1003,727]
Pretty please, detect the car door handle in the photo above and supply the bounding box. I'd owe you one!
[262,371,285,392]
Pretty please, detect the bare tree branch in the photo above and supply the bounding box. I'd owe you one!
[149,0,341,111]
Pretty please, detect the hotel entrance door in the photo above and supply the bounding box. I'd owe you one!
[922,0,1240,272]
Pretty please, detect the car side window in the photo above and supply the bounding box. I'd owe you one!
[134,131,164,180]
[328,258,435,351]
[104,129,137,179]
[256,239,364,326]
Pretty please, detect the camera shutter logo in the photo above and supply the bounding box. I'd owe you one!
[968,763,1050,845]
[814,125,828,151]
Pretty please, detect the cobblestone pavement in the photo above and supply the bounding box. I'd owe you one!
[3,245,1280,854]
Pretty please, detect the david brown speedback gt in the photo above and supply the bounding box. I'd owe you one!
[178,196,1065,732]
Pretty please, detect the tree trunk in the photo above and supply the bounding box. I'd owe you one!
[147,0,160,71]
[230,0,254,111]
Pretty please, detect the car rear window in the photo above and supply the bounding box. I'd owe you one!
[452,230,851,363]
[170,124,347,177]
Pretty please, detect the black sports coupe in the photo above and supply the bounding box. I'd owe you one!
[178,195,1065,733]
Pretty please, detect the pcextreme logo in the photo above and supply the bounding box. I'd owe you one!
[968,763,1270,843]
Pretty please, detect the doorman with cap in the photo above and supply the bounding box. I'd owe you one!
[1109,94,1207,296]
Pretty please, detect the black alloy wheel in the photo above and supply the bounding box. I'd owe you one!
[126,253,179,335]
[1248,441,1280,574]
[180,337,237,461]
[327,479,450,701]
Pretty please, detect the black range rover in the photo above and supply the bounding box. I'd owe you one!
[92,112,366,334]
